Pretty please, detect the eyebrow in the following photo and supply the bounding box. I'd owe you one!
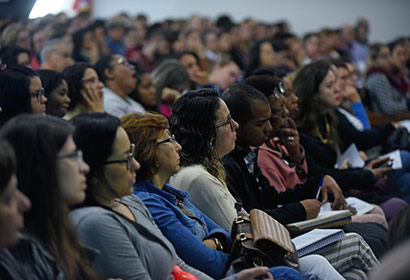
[257,118,270,124]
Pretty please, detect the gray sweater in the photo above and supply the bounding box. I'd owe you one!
[71,195,214,280]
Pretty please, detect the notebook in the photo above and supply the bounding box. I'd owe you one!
[320,197,374,216]
[286,210,352,232]
[292,228,346,257]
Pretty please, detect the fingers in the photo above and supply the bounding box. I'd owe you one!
[370,157,390,168]
[236,267,272,280]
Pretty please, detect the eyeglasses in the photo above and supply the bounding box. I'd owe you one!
[51,50,72,58]
[273,81,286,99]
[104,143,136,170]
[155,135,176,146]
[30,88,45,102]
[216,116,235,131]
[111,57,130,68]
[58,150,84,162]
[82,77,99,84]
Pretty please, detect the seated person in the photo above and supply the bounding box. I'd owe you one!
[70,112,285,280]
[95,54,145,118]
[122,109,376,280]
[0,115,97,279]
[62,63,104,119]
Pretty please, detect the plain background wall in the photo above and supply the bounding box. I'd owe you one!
[33,0,410,43]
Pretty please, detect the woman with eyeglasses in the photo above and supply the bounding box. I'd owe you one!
[70,112,276,280]
[62,62,105,120]
[0,65,47,127]
[0,114,97,280]
[122,109,347,280]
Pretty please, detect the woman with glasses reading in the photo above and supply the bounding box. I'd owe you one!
[0,65,47,127]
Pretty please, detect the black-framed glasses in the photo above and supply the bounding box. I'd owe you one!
[104,143,136,170]
[216,116,235,131]
[155,135,176,146]
[273,81,285,99]
[58,150,84,162]
[30,88,45,102]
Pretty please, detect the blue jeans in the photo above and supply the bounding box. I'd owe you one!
[269,266,307,280]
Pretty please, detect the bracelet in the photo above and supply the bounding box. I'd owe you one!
[211,238,224,251]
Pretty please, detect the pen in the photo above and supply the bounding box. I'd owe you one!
[315,177,324,200]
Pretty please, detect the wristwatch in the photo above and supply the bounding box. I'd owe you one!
[211,238,224,251]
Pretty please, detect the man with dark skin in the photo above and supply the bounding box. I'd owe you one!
[221,83,345,225]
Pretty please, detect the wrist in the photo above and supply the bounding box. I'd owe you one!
[211,238,224,251]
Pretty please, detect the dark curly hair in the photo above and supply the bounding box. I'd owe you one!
[169,89,226,184]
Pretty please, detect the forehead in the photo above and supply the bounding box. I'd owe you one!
[83,67,98,78]
[215,98,229,118]
[111,127,131,155]
[249,100,271,120]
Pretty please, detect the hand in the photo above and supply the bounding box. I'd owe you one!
[279,118,303,164]
[161,87,181,104]
[236,267,273,280]
[300,199,322,220]
[364,157,393,180]
[81,84,104,113]
[320,175,346,210]
[336,158,350,169]
[190,70,209,86]
[359,151,368,161]
[202,238,217,250]
[343,85,361,102]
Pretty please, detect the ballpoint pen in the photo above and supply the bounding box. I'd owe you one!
[315,177,324,200]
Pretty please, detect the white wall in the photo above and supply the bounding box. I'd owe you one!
[80,0,410,43]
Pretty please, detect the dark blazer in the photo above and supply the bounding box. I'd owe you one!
[299,130,376,191]
[222,145,321,225]
[336,109,395,152]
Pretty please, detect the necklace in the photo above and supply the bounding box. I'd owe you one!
[314,116,331,144]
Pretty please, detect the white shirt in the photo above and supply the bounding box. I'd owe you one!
[103,87,146,118]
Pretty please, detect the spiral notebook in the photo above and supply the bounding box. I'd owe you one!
[291,229,345,257]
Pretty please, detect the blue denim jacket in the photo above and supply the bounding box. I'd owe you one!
[134,181,231,279]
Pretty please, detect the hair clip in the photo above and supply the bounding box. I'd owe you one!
[0,64,7,71]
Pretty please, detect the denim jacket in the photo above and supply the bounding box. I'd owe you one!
[134,181,231,279]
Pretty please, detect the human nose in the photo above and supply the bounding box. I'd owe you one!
[80,159,90,175]
[265,121,273,134]
[41,95,48,104]
[130,157,141,171]
[232,119,239,130]
[175,141,182,152]
[17,189,31,213]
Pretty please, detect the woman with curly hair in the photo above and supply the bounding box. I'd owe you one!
[169,89,239,229]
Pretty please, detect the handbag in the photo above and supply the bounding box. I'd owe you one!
[225,203,299,273]
[381,127,410,154]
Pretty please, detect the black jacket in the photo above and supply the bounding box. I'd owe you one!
[336,109,395,152]
[299,130,376,191]
[222,145,321,225]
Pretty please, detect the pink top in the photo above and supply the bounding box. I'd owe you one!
[258,138,308,193]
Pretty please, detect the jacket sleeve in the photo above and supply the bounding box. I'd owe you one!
[140,195,229,279]
[337,110,395,151]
